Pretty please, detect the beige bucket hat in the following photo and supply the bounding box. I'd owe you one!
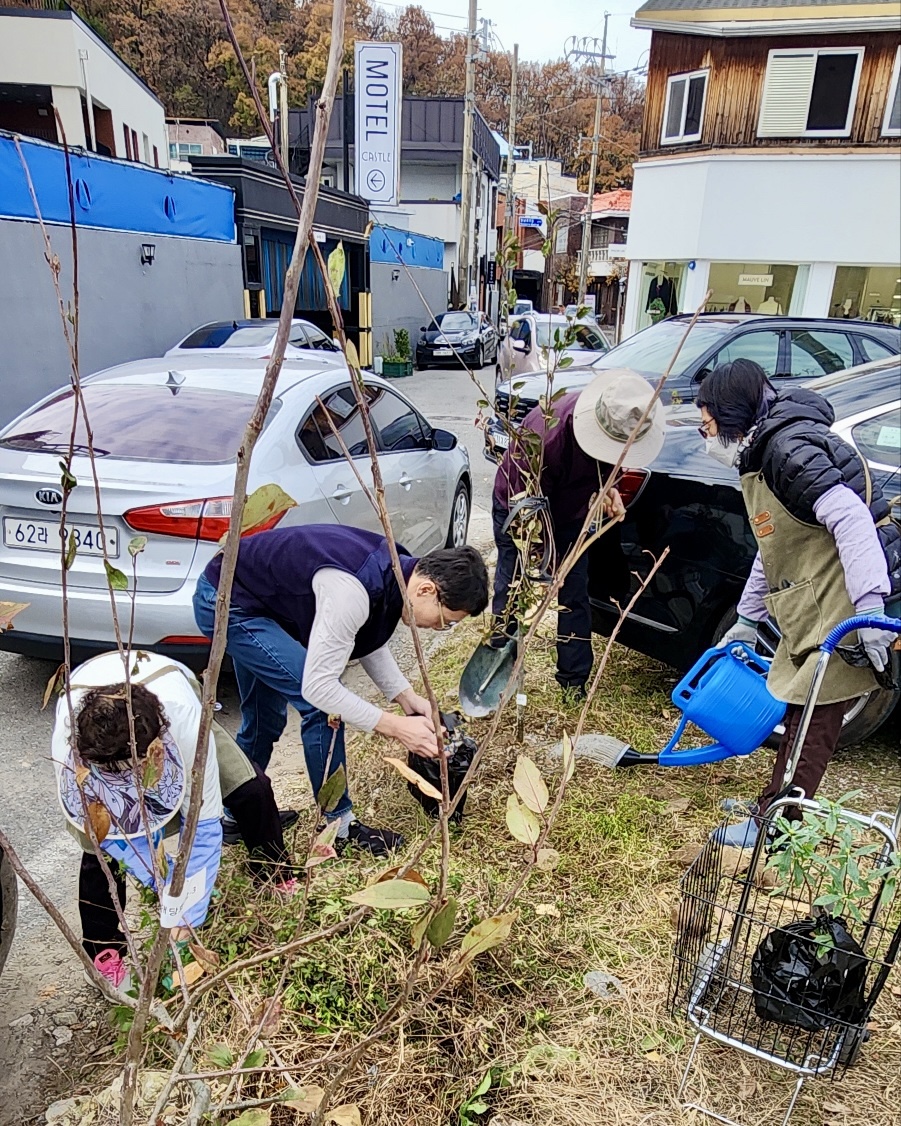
[572,367,666,466]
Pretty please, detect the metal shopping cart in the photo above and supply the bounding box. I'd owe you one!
[669,613,901,1126]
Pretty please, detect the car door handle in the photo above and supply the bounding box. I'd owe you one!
[332,484,352,504]
[399,473,413,490]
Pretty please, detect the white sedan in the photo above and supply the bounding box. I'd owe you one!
[498,313,609,380]
[0,356,471,662]
[166,318,346,365]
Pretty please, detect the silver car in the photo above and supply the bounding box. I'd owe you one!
[166,318,347,366]
[0,356,471,662]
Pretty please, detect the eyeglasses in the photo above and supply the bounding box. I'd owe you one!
[436,598,452,632]
[698,419,714,439]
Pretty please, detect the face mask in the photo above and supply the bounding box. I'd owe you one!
[705,437,741,469]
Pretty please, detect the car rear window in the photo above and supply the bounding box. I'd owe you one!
[0,384,272,463]
[179,324,275,349]
[591,321,730,377]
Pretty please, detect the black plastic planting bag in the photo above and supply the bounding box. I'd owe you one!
[751,917,867,1032]
[406,712,476,825]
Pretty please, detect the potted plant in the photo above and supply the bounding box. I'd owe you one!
[382,328,413,378]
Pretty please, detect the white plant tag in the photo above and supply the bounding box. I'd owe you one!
[160,868,207,927]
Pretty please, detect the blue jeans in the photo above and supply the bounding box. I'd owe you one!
[193,575,351,820]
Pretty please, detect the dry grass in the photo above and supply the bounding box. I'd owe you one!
[80,620,901,1125]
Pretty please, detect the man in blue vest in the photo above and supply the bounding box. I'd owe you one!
[193,526,489,857]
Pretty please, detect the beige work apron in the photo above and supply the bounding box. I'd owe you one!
[740,472,877,706]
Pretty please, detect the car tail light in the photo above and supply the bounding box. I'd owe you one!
[124,497,287,541]
[156,635,210,646]
[616,468,650,509]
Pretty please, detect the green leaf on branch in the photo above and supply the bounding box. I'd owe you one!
[506,793,540,845]
[411,909,432,948]
[327,240,346,296]
[241,483,297,536]
[104,561,128,591]
[205,1044,234,1068]
[344,339,361,372]
[427,897,458,947]
[243,1047,266,1068]
[41,662,65,709]
[317,763,347,812]
[513,755,549,814]
[459,911,518,965]
[64,529,77,571]
[561,731,576,783]
[227,1111,270,1126]
[536,847,561,871]
[127,535,148,557]
[59,461,77,491]
[346,877,431,911]
[142,737,165,789]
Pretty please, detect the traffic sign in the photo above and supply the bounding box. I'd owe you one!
[518,216,543,228]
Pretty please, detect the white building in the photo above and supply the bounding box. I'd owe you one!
[622,0,901,337]
[0,0,168,167]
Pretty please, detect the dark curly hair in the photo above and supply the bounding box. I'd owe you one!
[415,545,489,615]
[75,683,167,767]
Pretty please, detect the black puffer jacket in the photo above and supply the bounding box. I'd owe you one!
[740,387,900,595]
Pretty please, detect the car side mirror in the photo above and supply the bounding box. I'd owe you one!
[432,427,457,451]
[420,326,427,332]
[512,340,528,354]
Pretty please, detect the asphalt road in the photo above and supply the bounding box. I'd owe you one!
[0,365,496,1121]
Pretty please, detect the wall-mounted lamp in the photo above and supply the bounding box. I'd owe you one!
[140,242,156,266]
[391,268,400,282]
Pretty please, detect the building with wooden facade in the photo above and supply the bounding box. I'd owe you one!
[622,0,901,337]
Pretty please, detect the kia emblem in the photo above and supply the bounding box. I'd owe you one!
[35,488,64,506]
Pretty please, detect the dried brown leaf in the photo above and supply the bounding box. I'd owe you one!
[188,942,220,973]
[283,1084,325,1112]
[0,601,29,633]
[384,756,443,802]
[171,960,204,988]
[513,755,549,814]
[85,801,111,844]
[327,1104,361,1126]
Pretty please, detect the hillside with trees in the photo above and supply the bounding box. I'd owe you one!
[73,0,644,189]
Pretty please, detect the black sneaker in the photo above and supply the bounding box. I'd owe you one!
[222,808,299,846]
[336,820,405,859]
[560,683,588,705]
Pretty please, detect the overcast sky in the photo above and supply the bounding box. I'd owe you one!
[378,1,653,73]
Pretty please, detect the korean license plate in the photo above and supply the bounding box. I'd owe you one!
[491,431,510,449]
[3,517,119,557]
[433,348,453,357]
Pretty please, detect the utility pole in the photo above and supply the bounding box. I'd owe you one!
[566,16,612,307]
[456,0,478,308]
[278,48,290,172]
[500,42,519,319]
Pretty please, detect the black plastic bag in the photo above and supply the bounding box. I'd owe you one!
[406,712,476,825]
[751,916,867,1032]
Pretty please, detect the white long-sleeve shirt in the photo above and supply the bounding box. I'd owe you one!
[302,568,411,730]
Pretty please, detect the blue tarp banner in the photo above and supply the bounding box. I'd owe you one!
[0,133,236,242]
[371,224,443,270]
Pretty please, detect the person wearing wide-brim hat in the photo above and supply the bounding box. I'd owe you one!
[491,367,666,697]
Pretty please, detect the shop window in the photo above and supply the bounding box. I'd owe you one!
[662,70,708,144]
[883,47,901,136]
[758,48,863,138]
[707,263,801,317]
[638,262,685,330]
[830,266,901,325]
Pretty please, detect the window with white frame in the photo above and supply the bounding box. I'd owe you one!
[758,47,864,138]
[168,142,203,159]
[884,46,901,136]
[661,69,708,144]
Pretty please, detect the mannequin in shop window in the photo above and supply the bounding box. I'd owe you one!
[729,297,752,313]
[757,294,783,315]
[646,271,678,317]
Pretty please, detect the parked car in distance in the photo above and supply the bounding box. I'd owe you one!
[166,318,346,364]
[497,313,609,382]
[0,843,15,979]
[415,311,498,370]
[0,356,471,664]
[586,356,901,746]
[513,300,534,316]
[484,314,901,460]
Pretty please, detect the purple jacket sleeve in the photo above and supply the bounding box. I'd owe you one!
[737,552,769,621]
[813,484,890,611]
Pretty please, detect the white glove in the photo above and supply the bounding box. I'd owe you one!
[858,625,897,673]
[717,616,758,648]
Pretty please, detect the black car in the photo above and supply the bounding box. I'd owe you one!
[416,311,499,370]
[585,357,901,745]
[485,314,901,460]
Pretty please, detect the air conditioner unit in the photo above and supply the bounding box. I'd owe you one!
[321,174,335,188]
